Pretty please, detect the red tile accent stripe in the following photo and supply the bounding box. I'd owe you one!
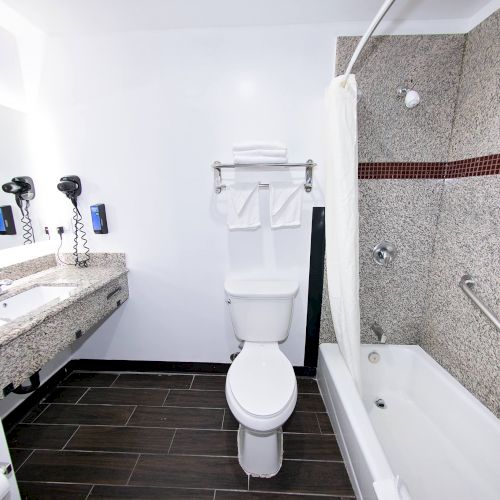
[358,154,500,179]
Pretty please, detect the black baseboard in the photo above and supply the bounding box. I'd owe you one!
[2,363,72,433]
[71,359,316,377]
[69,359,231,374]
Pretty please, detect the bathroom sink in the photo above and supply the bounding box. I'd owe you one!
[0,286,77,326]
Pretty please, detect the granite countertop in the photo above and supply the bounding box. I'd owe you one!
[0,264,128,348]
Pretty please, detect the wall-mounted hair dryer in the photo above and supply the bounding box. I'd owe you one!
[57,175,82,211]
[57,175,90,267]
[1,176,36,244]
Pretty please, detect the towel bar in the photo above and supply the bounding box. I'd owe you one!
[212,160,315,194]
[459,275,500,331]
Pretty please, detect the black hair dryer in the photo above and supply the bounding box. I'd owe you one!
[57,175,90,267]
[1,176,36,244]
[57,176,82,211]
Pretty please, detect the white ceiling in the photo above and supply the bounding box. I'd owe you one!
[4,0,495,34]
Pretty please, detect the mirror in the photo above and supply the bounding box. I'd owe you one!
[0,105,45,250]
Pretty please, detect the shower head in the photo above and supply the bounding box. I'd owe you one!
[397,86,420,109]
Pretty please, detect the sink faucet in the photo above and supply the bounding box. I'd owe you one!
[370,322,387,344]
[0,280,13,296]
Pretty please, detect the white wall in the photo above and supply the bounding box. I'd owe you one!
[26,24,334,366]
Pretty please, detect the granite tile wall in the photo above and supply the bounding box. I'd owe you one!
[320,33,464,345]
[448,10,500,161]
[333,34,466,163]
[421,176,500,415]
[420,11,500,415]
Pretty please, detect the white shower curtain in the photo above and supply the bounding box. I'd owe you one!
[324,74,361,391]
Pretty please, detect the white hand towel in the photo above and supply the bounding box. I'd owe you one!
[235,149,288,158]
[234,154,288,165]
[269,182,302,229]
[233,141,286,152]
[227,182,260,230]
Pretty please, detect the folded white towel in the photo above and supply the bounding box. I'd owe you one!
[227,182,260,230]
[233,141,286,152]
[235,149,288,158]
[234,154,288,165]
[269,182,302,229]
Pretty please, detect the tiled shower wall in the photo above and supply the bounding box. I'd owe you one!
[320,33,465,345]
[420,12,500,415]
[320,11,499,415]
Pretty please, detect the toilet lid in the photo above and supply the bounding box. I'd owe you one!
[228,343,296,417]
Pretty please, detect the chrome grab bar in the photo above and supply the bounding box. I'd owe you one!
[459,275,500,331]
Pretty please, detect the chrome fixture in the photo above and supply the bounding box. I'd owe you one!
[372,241,396,266]
[397,83,420,108]
[0,462,12,476]
[371,322,387,344]
[212,160,315,194]
[0,279,13,296]
[459,275,500,331]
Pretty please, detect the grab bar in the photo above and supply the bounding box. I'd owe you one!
[459,275,500,331]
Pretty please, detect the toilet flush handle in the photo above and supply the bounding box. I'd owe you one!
[225,298,231,304]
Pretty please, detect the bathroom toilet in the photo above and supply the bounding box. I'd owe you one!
[224,279,299,477]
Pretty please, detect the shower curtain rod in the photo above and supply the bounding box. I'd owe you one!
[342,0,396,84]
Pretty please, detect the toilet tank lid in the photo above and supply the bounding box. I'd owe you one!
[224,279,299,299]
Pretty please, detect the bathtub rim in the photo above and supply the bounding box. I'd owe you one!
[317,342,396,499]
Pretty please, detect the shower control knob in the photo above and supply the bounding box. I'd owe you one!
[372,241,396,266]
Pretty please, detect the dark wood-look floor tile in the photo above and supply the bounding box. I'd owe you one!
[296,378,319,394]
[35,404,134,426]
[17,450,138,485]
[215,491,342,499]
[284,433,342,461]
[66,425,175,454]
[317,413,334,434]
[113,373,193,390]
[283,411,320,433]
[8,448,33,471]
[191,375,226,391]
[130,454,248,490]
[44,386,88,404]
[128,406,224,429]
[7,424,77,450]
[250,460,353,496]
[22,403,49,423]
[165,389,227,408]
[222,409,239,430]
[61,372,118,387]
[90,485,214,499]
[79,387,168,406]
[18,481,92,500]
[170,429,238,457]
[295,393,326,412]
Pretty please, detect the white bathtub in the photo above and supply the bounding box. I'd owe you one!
[317,343,500,500]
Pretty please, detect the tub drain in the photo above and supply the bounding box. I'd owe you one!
[375,398,387,409]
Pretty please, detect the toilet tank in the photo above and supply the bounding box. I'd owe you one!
[224,280,299,342]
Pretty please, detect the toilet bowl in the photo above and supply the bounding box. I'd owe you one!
[224,279,299,477]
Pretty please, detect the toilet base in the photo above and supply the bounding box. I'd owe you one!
[237,424,283,478]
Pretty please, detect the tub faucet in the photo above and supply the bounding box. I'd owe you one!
[371,322,387,344]
[0,280,13,296]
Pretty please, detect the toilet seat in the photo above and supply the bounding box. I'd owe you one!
[226,342,297,432]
